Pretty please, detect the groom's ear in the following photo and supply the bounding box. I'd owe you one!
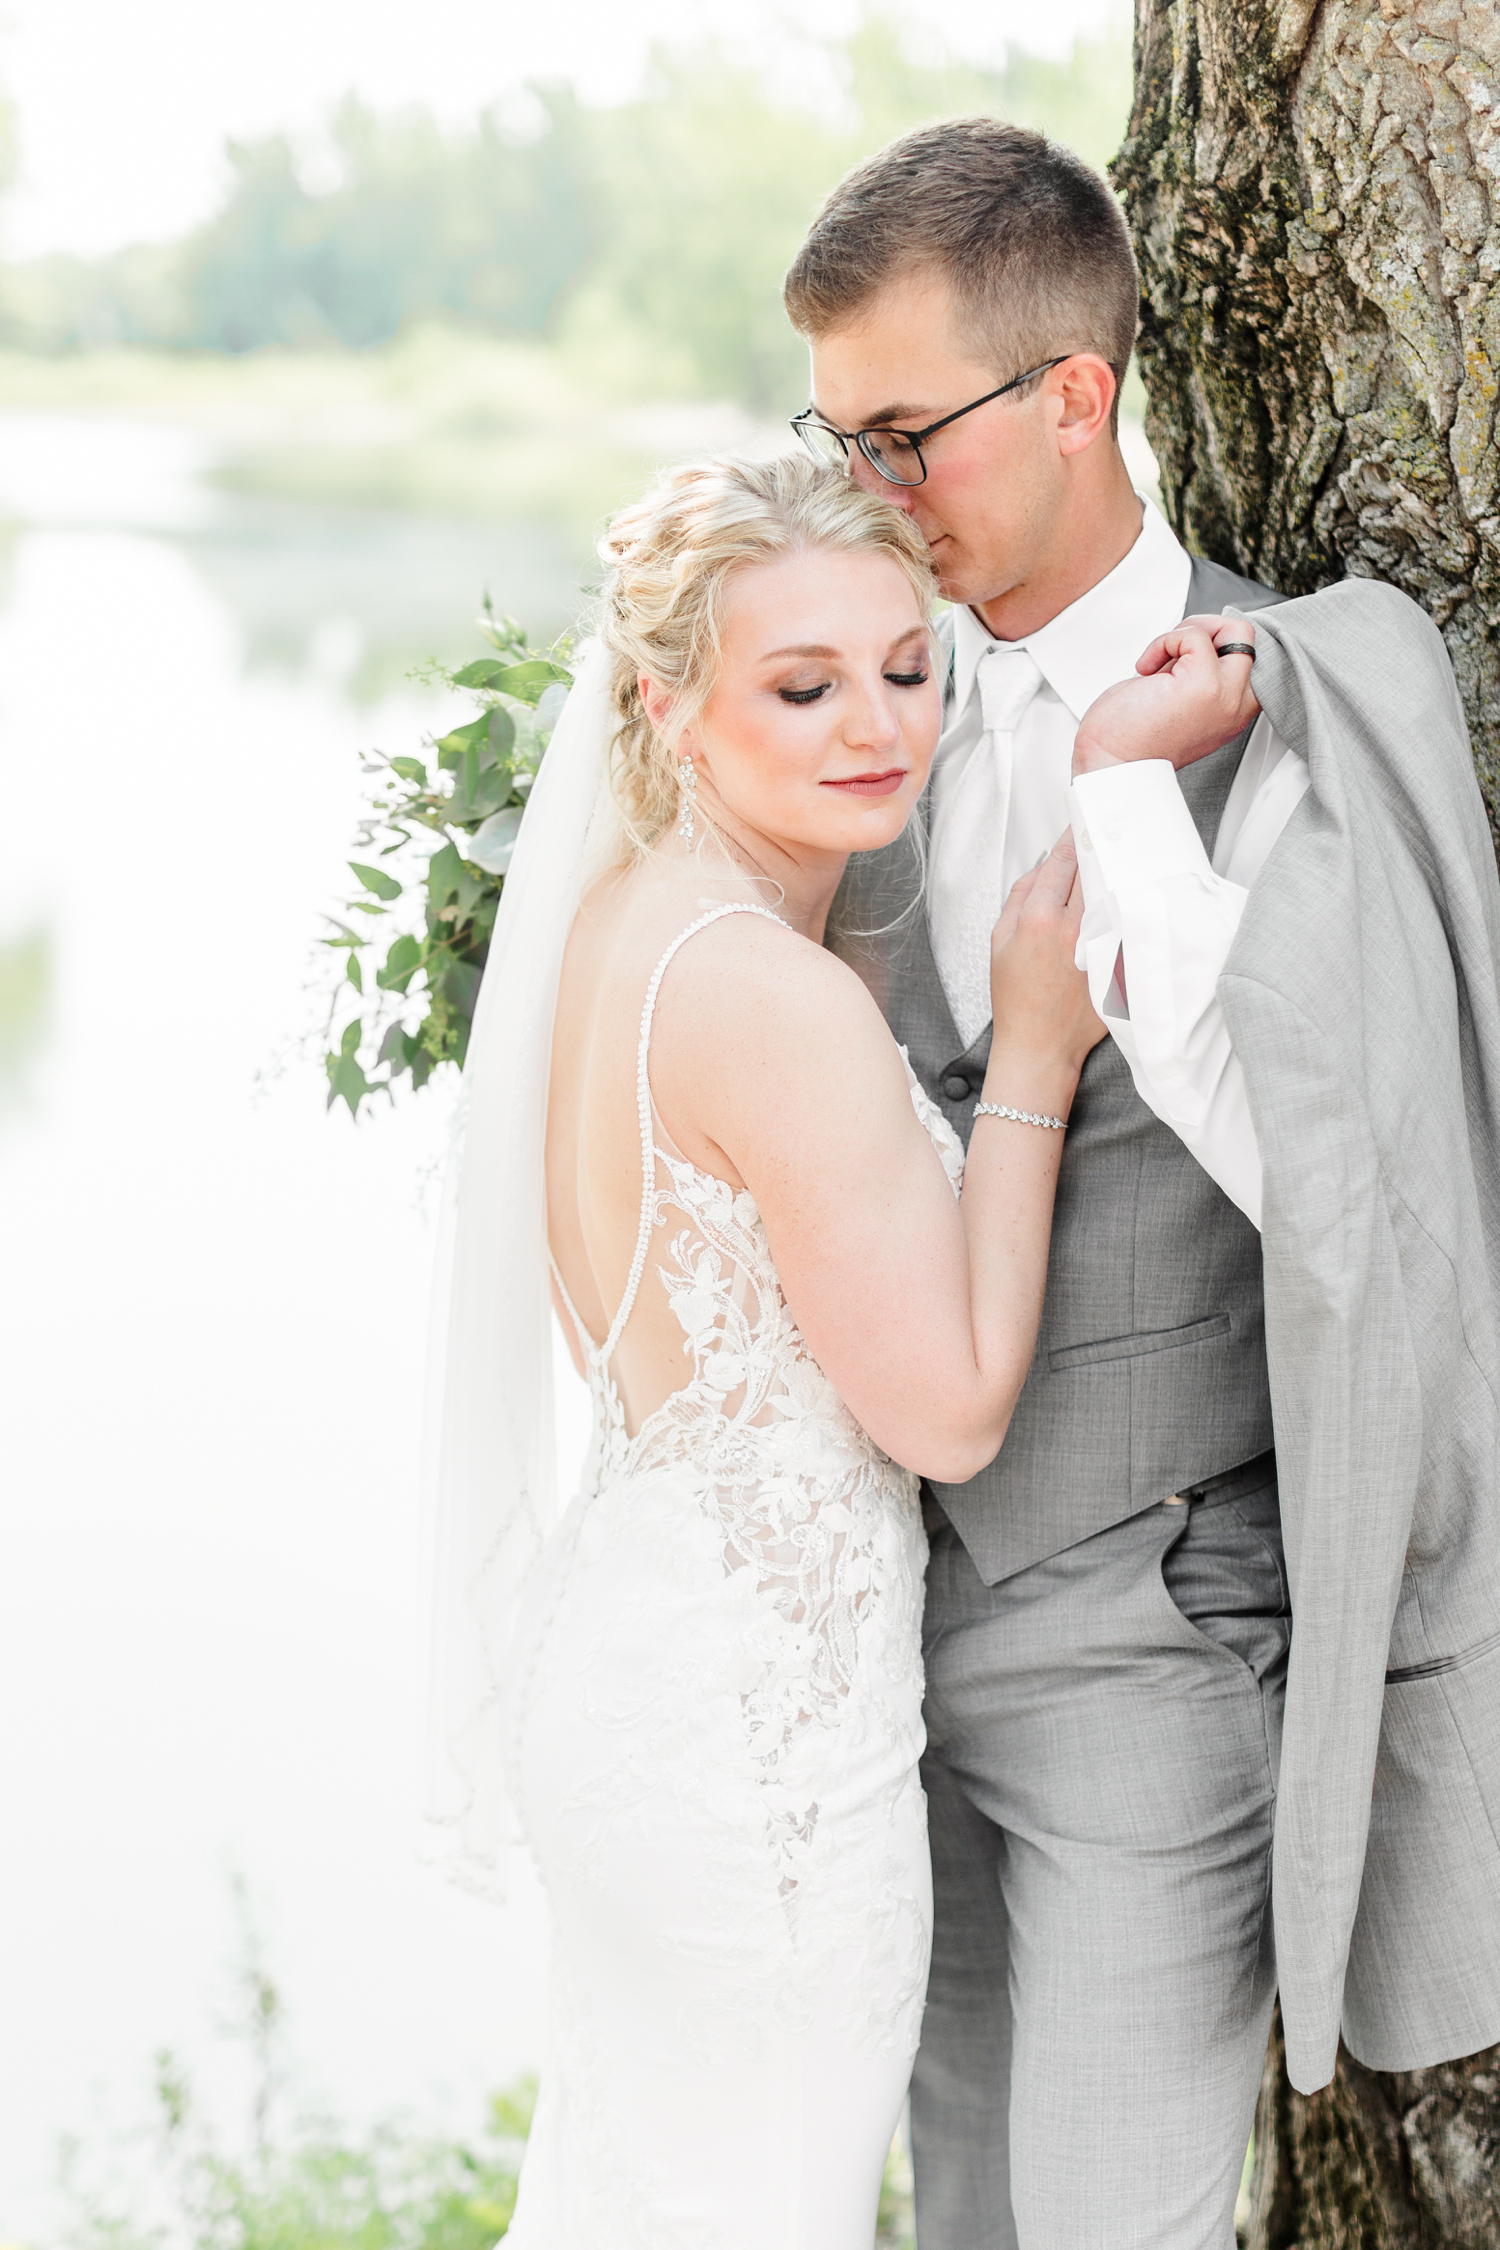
[1053,357,1120,458]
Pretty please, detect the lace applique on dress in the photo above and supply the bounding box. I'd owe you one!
[545,906,964,1910]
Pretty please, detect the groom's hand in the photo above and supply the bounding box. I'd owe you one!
[1072,616,1260,777]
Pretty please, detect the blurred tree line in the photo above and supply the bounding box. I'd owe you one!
[0,12,1128,411]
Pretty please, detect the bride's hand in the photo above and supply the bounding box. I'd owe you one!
[988,832,1106,1095]
[1072,615,1259,778]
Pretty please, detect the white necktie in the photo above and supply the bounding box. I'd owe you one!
[930,644,1045,1049]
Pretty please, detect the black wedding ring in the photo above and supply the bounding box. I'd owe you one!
[1215,641,1256,658]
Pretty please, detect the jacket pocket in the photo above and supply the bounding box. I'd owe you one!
[1048,1311,1232,1373]
[1386,1627,1500,1684]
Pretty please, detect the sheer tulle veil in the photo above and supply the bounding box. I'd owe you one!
[422,640,621,1896]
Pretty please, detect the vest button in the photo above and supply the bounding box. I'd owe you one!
[941,1073,971,1101]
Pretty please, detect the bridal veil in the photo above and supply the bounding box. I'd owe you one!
[423,641,620,1896]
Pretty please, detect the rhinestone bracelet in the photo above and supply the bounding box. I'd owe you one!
[973,1101,1066,1132]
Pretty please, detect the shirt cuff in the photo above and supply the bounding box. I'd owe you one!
[1070,760,1216,890]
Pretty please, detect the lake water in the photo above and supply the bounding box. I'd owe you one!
[0,411,598,2238]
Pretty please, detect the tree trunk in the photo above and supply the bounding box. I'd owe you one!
[1113,4,1500,2237]
[1239,2006,1500,2248]
[1113,0,1500,827]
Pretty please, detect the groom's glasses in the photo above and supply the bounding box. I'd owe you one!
[790,359,1070,487]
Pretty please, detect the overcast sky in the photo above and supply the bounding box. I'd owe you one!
[1,0,1120,258]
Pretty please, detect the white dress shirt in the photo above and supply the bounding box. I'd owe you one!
[927,497,1309,1231]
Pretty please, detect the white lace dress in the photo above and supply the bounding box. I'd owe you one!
[503,905,966,2249]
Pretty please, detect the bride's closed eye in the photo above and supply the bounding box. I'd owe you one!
[777,652,928,705]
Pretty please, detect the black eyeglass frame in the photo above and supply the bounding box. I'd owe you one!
[790,357,1071,486]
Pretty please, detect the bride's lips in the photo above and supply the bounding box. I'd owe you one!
[821,768,908,798]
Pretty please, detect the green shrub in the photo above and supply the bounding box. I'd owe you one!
[321,606,572,1119]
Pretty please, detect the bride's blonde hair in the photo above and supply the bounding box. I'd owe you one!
[597,453,937,852]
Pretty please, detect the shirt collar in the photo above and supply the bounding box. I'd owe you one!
[950,498,1193,724]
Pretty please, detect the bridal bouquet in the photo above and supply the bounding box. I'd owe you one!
[322,604,573,1117]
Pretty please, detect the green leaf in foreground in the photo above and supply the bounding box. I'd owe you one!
[349,860,403,902]
[326,1049,369,1116]
[450,656,571,703]
[377,933,422,993]
[427,840,464,909]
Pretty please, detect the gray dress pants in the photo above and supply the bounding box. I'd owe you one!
[912,1462,1288,2250]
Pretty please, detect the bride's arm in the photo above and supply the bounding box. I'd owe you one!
[648,841,1102,1481]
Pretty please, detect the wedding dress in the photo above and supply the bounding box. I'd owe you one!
[502,899,965,2250]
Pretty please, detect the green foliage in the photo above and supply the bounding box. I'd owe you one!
[0,10,1131,409]
[56,2069,535,2250]
[0,924,49,1093]
[877,2128,918,2245]
[322,608,573,1119]
[54,2052,918,2248]
[177,93,596,353]
[50,1884,533,2250]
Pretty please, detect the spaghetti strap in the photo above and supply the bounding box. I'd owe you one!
[549,1251,598,1361]
[593,900,786,1370]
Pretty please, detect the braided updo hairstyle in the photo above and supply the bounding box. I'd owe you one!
[597,452,937,854]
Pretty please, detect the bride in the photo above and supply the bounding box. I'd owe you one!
[424,453,1248,2247]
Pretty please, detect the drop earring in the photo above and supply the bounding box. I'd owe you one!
[677,756,697,844]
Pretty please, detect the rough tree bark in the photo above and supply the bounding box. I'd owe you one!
[1113,3,1500,2240]
[1114,0,1500,826]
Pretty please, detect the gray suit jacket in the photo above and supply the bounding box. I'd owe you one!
[1226,580,1500,2090]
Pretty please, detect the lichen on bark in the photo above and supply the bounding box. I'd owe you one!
[1241,2005,1500,2248]
[1113,0,1500,823]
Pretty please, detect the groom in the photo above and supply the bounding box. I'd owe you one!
[783,120,1345,2248]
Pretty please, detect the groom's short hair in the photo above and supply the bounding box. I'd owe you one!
[783,117,1139,426]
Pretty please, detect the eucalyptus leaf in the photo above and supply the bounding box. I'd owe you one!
[436,715,490,770]
[466,807,523,874]
[437,957,481,1013]
[377,933,423,994]
[349,861,402,903]
[328,1051,370,1118]
[340,1018,363,1058]
[461,768,513,823]
[451,656,569,702]
[346,954,363,994]
[535,682,569,733]
[427,841,463,907]
[449,658,507,691]
[389,756,427,785]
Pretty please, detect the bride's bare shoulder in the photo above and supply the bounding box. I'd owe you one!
[652,902,900,1087]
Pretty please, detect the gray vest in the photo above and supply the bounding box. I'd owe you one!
[831,555,1286,1584]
